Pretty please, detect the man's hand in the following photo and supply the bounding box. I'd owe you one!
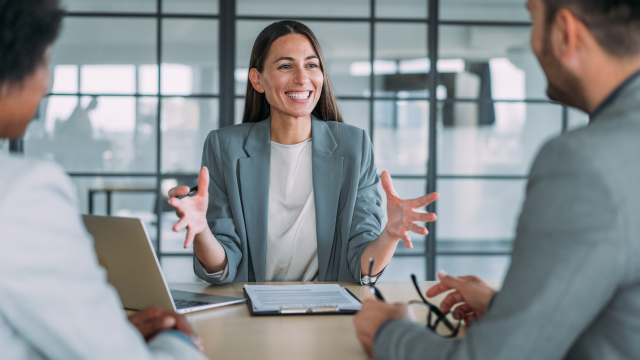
[353,300,413,357]
[128,305,204,351]
[426,270,497,325]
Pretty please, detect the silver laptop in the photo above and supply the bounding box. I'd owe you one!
[83,215,246,314]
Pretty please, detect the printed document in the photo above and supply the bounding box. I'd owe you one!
[244,284,362,312]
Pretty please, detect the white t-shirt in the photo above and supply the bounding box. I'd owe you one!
[265,139,318,281]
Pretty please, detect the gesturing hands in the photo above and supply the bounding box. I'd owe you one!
[128,305,204,351]
[426,270,497,325]
[381,170,439,248]
[168,167,210,249]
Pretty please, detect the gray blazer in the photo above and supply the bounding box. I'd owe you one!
[375,77,640,360]
[193,117,384,284]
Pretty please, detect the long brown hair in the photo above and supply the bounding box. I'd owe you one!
[241,20,344,123]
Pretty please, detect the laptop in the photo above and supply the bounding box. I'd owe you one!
[83,214,246,314]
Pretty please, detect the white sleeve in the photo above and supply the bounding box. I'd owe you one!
[0,161,207,360]
[203,261,229,280]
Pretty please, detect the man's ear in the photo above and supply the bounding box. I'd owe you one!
[249,68,265,93]
[551,8,583,64]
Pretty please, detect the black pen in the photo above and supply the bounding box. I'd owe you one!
[177,186,198,199]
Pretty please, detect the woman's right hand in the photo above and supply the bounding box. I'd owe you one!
[168,166,210,249]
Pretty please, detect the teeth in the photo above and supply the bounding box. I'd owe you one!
[286,91,310,100]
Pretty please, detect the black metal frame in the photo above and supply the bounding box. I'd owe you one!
[9,0,572,280]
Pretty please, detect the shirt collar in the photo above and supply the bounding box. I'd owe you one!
[590,68,640,122]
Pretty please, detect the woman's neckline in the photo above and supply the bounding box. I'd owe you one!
[271,138,312,148]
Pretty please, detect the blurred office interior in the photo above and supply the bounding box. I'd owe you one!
[4,0,590,282]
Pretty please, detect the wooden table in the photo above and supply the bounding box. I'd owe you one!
[169,281,450,360]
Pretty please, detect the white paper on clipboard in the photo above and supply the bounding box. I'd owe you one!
[244,284,362,313]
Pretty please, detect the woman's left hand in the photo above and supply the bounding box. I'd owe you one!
[381,170,439,248]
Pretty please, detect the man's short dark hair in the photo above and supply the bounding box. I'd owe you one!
[543,0,640,57]
[0,0,64,86]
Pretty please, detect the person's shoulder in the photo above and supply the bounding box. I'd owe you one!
[533,128,592,172]
[328,121,367,136]
[532,118,639,183]
[204,122,255,145]
[0,154,73,210]
[0,154,68,188]
[211,122,255,137]
[325,121,370,146]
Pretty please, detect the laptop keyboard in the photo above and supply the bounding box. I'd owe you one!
[174,299,211,309]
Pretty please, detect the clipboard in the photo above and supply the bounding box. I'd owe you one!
[243,287,361,316]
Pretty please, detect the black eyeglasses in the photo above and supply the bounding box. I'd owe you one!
[367,258,385,301]
[409,274,461,338]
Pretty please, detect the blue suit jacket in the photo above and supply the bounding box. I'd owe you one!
[193,117,384,284]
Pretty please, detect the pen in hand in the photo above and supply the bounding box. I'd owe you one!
[177,186,198,199]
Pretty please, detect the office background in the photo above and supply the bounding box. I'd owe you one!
[5,0,590,282]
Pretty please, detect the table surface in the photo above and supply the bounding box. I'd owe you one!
[169,281,450,360]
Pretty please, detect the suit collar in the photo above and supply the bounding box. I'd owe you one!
[243,118,271,157]
[590,69,640,123]
[311,116,338,154]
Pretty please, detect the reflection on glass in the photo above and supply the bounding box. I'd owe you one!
[162,19,219,95]
[163,0,219,14]
[24,96,158,173]
[236,20,370,97]
[50,18,156,77]
[71,176,157,241]
[437,179,526,241]
[380,256,426,281]
[439,26,543,99]
[338,100,369,133]
[139,64,159,95]
[162,98,219,173]
[81,65,136,94]
[378,179,428,253]
[61,0,156,12]
[436,255,511,281]
[237,0,369,17]
[438,103,563,176]
[374,100,428,175]
[376,0,428,19]
[51,65,78,93]
[374,23,428,98]
[52,63,159,95]
[440,0,531,22]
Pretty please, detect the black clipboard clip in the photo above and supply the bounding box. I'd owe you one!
[280,305,340,314]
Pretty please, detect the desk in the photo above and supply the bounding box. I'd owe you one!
[169,281,449,360]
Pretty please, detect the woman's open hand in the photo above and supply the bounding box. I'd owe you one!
[168,167,210,248]
[381,170,438,248]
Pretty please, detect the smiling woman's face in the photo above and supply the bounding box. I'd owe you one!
[249,33,324,120]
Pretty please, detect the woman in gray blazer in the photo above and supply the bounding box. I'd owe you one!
[169,20,438,285]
